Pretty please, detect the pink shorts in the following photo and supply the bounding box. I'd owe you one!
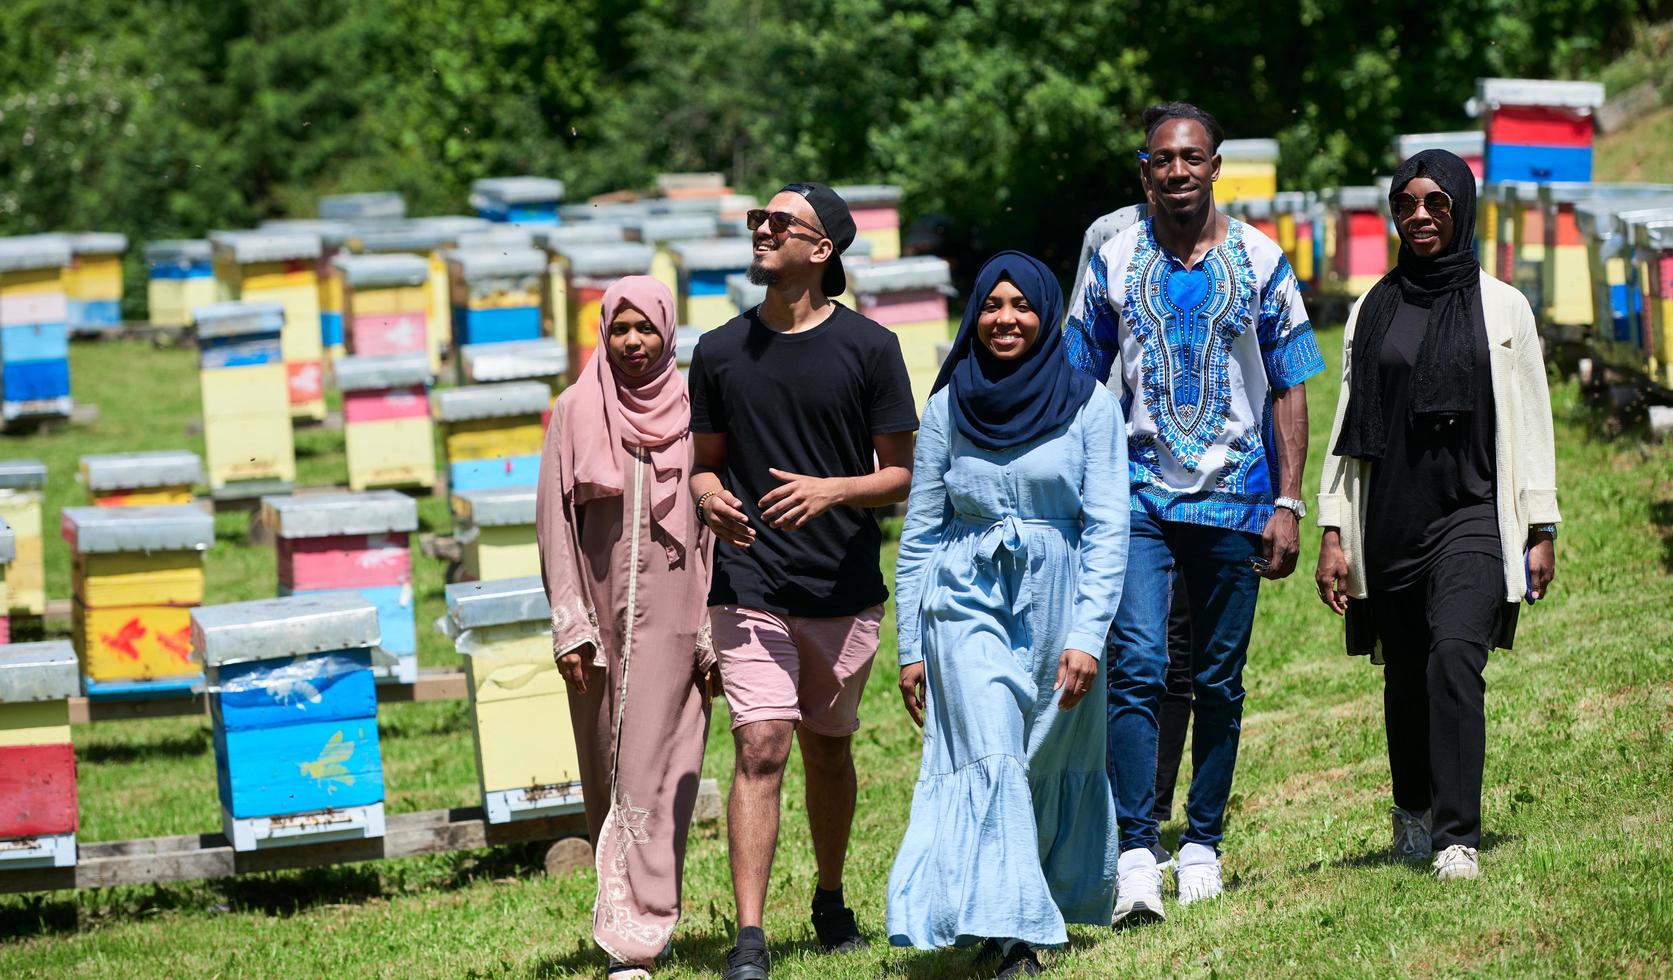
[710,604,884,736]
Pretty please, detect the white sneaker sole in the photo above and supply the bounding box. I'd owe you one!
[1112,899,1166,927]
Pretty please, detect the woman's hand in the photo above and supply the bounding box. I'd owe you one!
[1527,532,1556,600]
[701,663,724,700]
[1315,529,1350,615]
[1055,649,1099,709]
[557,646,592,694]
[899,661,926,727]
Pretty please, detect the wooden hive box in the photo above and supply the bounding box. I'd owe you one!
[457,337,566,392]
[851,257,954,412]
[336,253,432,359]
[209,231,327,421]
[0,235,74,424]
[556,242,654,380]
[194,300,296,497]
[0,460,47,619]
[629,214,720,309]
[360,217,491,373]
[258,219,361,366]
[441,577,582,823]
[1535,184,1665,327]
[671,238,752,331]
[1325,187,1387,298]
[262,491,419,685]
[531,222,630,351]
[65,232,128,335]
[471,176,565,226]
[1478,78,1604,185]
[1623,211,1673,371]
[452,487,539,583]
[445,247,546,349]
[0,640,80,868]
[835,184,903,262]
[195,593,386,851]
[62,504,213,699]
[333,354,436,492]
[1215,139,1280,204]
[0,518,11,643]
[431,382,551,498]
[79,450,202,508]
[1647,223,1673,388]
[143,240,217,329]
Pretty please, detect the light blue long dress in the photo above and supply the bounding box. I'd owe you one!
[886,384,1128,950]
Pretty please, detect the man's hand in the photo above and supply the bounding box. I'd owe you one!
[557,646,592,693]
[899,661,926,727]
[702,489,756,548]
[1054,649,1099,709]
[759,468,842,530]
[1315,528,1350,615]
[1259,507,1300,579]
[1527,532,1556,600]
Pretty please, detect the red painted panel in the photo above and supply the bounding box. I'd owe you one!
[850,205,899,232]
[0,743,77,837]
[277,533,412,591]
[349,312,428,357]
[1487,106,1594,148]
[343,386,430,424]
[1554,208,1584,248]
[287,360,324,404]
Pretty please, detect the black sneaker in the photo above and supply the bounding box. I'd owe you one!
[973,938,1005,965]
[996,942,1041,978]
[810,902,867,953]
[724,944,770,980]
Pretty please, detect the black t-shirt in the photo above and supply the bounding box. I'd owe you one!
[689,304,919,616]
[1364,298,1500,592]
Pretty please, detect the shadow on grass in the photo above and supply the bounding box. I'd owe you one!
[1302,830,1516,875]
[532,935,825,979]
[0,894,80,941]
[1650,498,1673,574]
[219,864,386,916]
[78,728,211,763]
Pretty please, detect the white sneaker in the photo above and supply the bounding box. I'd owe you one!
[1112,847,1165,926]
[1433,844,1479,881]
[1390,806,1433,863]
[1174,842,1222,906]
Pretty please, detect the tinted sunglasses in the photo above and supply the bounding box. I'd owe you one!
[1391,190,1453,221]
[746,209,825,237]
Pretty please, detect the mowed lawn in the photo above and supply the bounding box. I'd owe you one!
[1,330,1670,978]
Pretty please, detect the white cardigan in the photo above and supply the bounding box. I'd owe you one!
[1316,272,1562,602]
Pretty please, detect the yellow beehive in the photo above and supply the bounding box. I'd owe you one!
[0,461,46,619]
[143,240,218,329]
[455,487,539,582]
[210,232,326,421]
[195,302,297,494]
[836,185,904,263]
[1216,139,1280,204]
[337,350,437,492]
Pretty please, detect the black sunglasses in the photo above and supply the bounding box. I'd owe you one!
[1391,190,1453,221]
[746,209,825,238]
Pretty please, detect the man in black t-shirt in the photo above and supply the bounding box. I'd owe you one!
[689,182,917,980]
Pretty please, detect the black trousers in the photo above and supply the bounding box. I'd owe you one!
[1371,552,1503,850]
[1151,570,1194,822]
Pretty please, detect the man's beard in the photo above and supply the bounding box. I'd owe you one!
[746,257,780,286]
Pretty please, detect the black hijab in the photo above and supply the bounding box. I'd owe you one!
[931,250,1095,451]
[1334,149,1484,460]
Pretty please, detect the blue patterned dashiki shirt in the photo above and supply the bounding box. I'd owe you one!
[1065,217,1325,534]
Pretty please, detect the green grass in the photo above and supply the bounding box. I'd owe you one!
[1596,105,1673,185]
[2,333,1672,977]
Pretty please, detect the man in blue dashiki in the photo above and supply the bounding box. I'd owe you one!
[1065,102,1325,925]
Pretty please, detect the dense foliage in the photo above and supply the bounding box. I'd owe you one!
[0,0,1654,283]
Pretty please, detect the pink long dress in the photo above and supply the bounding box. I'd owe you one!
[535,398,714,965]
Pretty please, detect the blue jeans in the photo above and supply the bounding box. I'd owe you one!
[1105,510,1262,853]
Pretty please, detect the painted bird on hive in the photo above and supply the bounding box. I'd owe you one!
[299,730,357,791]
[102,617,147,660]
[155,626,194,665]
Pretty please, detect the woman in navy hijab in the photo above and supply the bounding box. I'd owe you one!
[886,251,1129,976]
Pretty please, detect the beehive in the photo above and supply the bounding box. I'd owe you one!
[261,491,420,685]
[360,216,492,373]
[1478,78,1606,185]
[334,354,436,492]
[1231,198,1280,242]
[62,504,212,698]
[1216,139,1280,204]
[446,247,547,349]
[209,231,327,421]
[452,487,539,582]
[676,325,702,378]
[835,184,904,261]
[1645,223,1673,388]
[144,240,217,329]
[1327,186,1388,297]
[65,232,128,335]
[0,235,74,424]
[0,460,47,619]
[530,222,630,350]
[431,382,550,497]
[1623,210,1673,374]
[631,214,722,304]
[336,253,432,359]
[318,192,406,222]
[80,450,203,508]
[441,577,583,823]
[472,176,566,225]
[457,337,567,391]
[556,242,655,380]
[1539,185,1673,331]
[672,238,753,329]
[259,219,360,363]
[195,593,386,850]
[194,301,297,495]
[851,257,953,412]
[1392,131,1486,179]
[0,640,79,868]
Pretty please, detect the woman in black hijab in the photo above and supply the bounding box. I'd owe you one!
[1314,149,1562,882]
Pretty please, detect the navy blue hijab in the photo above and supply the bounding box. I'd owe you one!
[931,250,1095,451]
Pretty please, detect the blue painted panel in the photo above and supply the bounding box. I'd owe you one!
[505,205,559,225]
[1609,283,1633,343]
[215,715,384,818]
[686,270,738,296]
[68,300,122,329]
[448,454,540,493]
[212,649,377,733]
[199,336,284,368]
[287,585,415,657]
[1,323,70,362]
[83,674,200,701]
[451,306,541,346]
[1,359,70,401]
[149,260,213,280]
[1484,144,1592,184]
[321,310,344,349]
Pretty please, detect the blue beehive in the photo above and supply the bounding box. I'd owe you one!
[0,235,74,423]
[193,592,386,851]
[471,176,565,225]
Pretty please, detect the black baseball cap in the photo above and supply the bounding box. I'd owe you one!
[781,181,856,295]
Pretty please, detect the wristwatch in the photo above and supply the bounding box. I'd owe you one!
[1531,523,1557,539]
[1274,496,1307,519]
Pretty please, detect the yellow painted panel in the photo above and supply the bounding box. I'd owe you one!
[201,363,290,419]
[75,550,205,607]
[545,262,570,348]
[148,278,219,329]
[321,272,344,313]
[1217,175,1278,203]
[467,288,542,310]
[464,525,539,582]
[472,693,583,793]
[442,418,545,462]
[0,700,72,748]
[891,319,951,373]
[462,623,567,704]
[0,491,44,616]
[90,486,194,508]
[69,258,124,299]
[0,267,65,294]
[204,413,296,486]
[349,285,428,316]
[857,227,901,262]
[345,416,437,491]
[75,603,199,681]
[427,255,450,372]
[0,492,42,537]
[650,249,680,308]
[239,267,316,291]
[684,294,739,330]
[1546,246,1594,326]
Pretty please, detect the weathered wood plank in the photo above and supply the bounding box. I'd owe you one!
[67,668,470,724]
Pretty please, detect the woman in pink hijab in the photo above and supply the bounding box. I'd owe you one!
[537,275,715,977]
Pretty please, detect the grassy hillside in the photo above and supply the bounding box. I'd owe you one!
[1,333,1669,977]
[1595,106,1673,183]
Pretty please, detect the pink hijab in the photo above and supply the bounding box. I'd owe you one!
[563,275,694,560]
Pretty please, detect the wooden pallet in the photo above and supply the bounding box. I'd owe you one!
[0,779,720,895]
